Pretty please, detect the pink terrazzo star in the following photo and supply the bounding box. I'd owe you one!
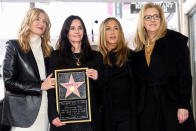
[60,74,84,98]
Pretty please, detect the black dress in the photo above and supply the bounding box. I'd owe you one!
[47,50,103,131]
[132,29,196,131]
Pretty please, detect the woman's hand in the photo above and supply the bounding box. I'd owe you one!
[52,117,66,127]
[41,73,56,91]
[86,68,98,80]
[177,108,189,124]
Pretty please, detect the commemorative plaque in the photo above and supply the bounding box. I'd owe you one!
[55,68,91,123]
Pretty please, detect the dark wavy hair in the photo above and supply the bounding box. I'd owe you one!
[56,15,92,64]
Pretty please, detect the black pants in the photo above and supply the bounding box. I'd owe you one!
[72,123,93,131]
[0,99,11,131]
[0,124,11,131]
[50,122,93,131]
[111,109,130,131]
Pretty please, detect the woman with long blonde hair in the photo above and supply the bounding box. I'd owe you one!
[2,8,55,131]
[133,2,196,131]
[98,17,137,131]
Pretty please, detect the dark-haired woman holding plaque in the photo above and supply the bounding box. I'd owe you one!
[47,15,103,131]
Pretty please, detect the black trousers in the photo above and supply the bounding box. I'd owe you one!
[0,99,11,131]
[0,125,11,131]
[50,122,93,131]
[111,109,130,131]
[72,123,93,131]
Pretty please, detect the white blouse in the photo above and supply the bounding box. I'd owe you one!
[30,36,46,81]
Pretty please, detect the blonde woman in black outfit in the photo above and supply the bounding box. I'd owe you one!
[132,3,196,131]
[47,15,103,131]
[98,17,137,131]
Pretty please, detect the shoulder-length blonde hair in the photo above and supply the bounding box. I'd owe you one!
[133,2,167,51]
[18,8,52,57]
[98,17,130,67]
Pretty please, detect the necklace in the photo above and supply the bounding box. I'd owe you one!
[145,40,154,55]
[147,40,150,46]
[73,53,81,66]
[145,40,155,66]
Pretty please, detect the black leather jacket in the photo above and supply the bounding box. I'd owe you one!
[1,40,50,127]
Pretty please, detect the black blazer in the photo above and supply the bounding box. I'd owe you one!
[47,50,103,131]
[2,40,50,127]
[132,29,196,131]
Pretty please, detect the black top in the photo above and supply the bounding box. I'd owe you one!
[102,51,138,131]
[107,52,130,109]
[47,50,103,131]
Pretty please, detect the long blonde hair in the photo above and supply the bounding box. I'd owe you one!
[98,17,130,67]
[18,8,52,57]
[133,2,167,51]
